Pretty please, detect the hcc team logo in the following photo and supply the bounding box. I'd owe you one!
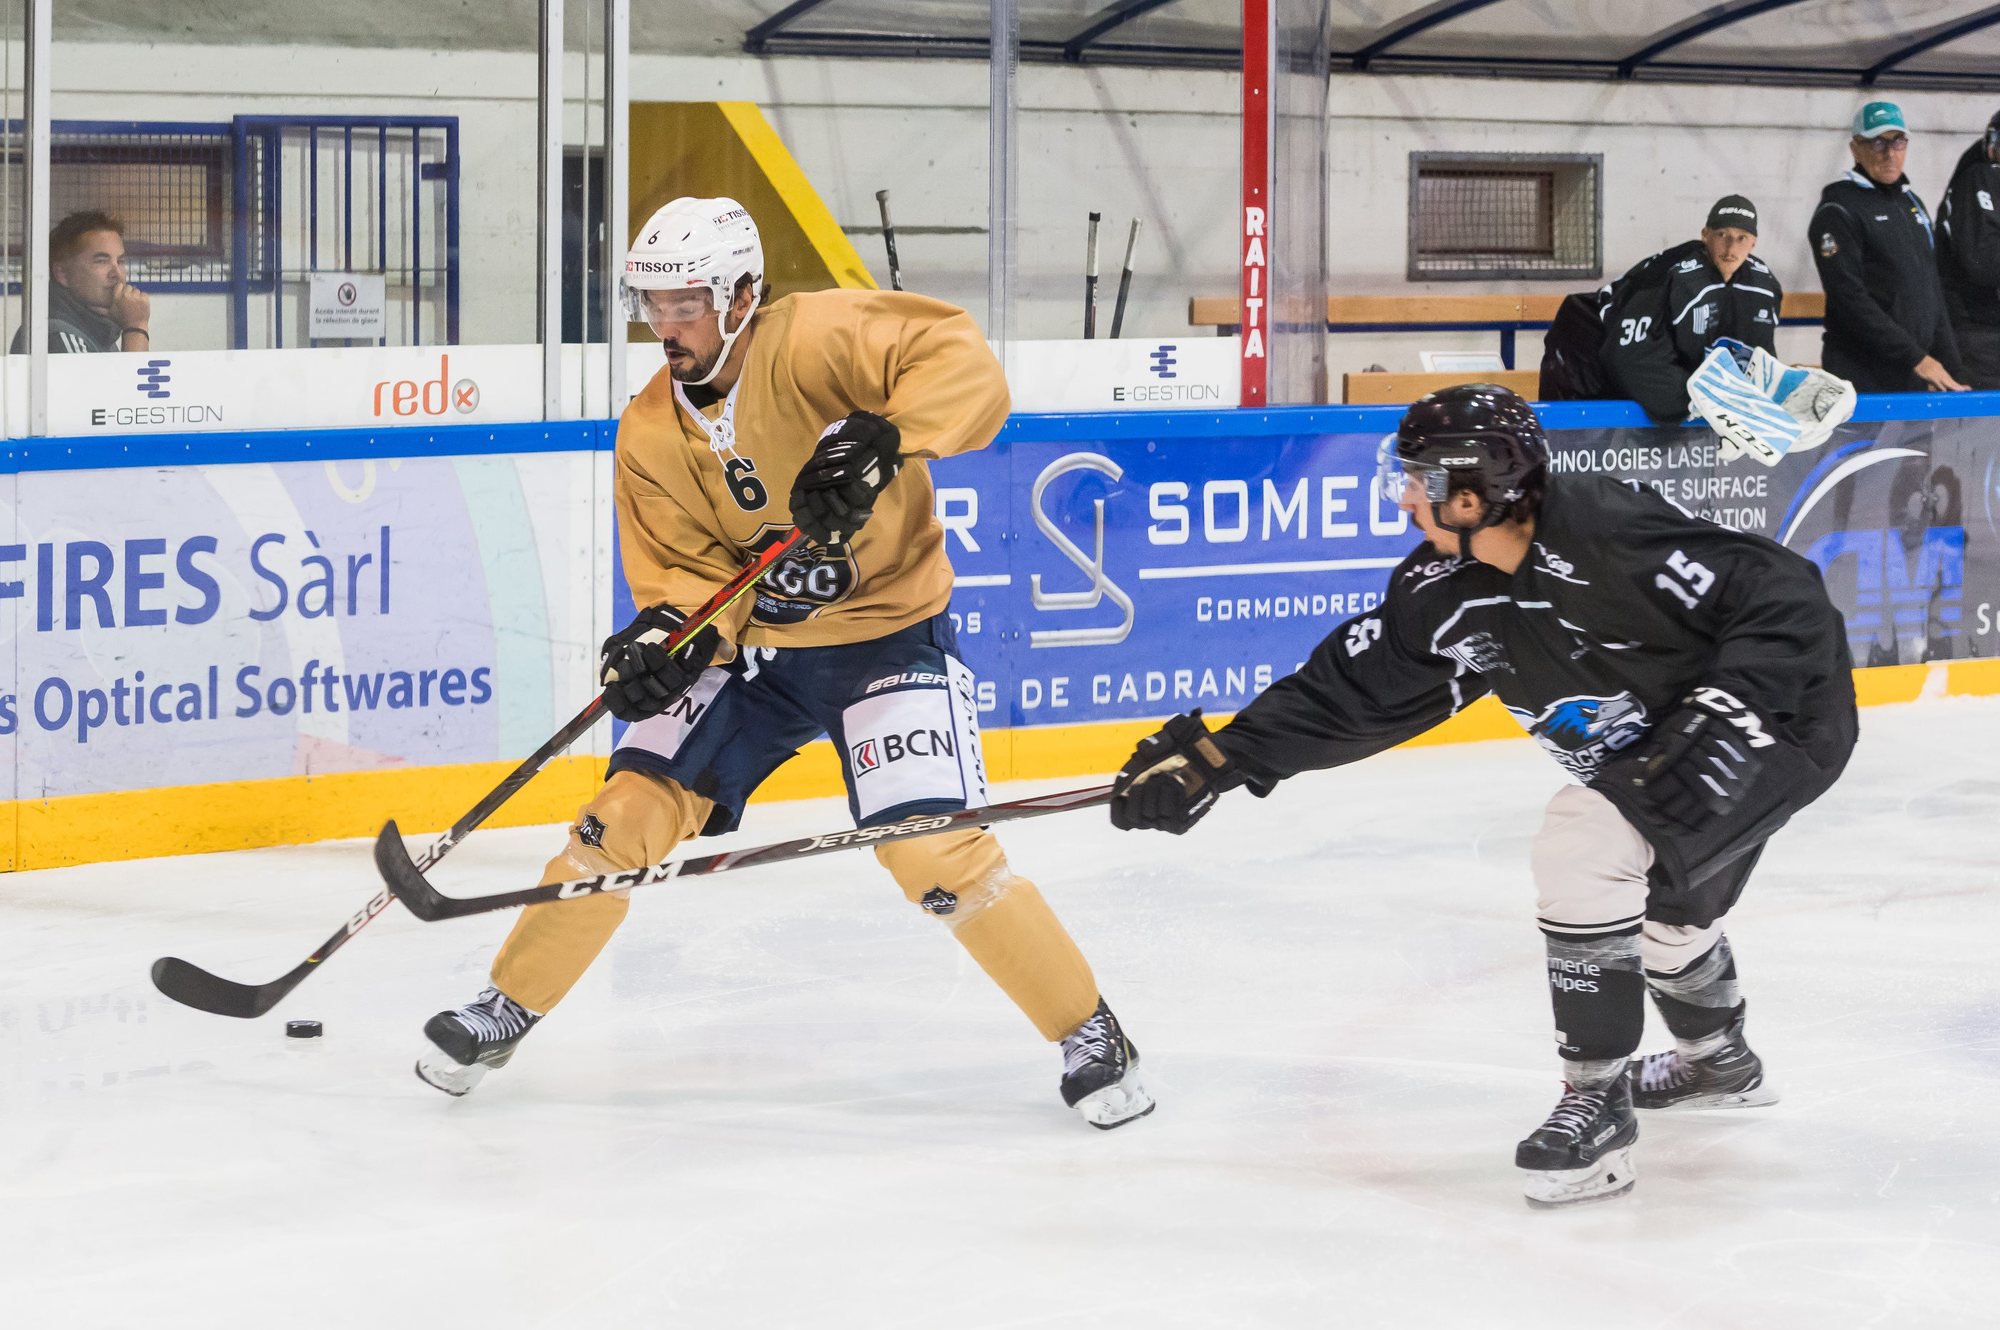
[1507,692,1650,778]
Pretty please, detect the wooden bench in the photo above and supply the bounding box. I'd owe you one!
[1342,369,1542,405]
[1189,292,1828,369]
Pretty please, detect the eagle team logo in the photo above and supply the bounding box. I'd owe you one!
[1508,692,1651,778]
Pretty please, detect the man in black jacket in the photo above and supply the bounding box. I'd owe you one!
[1810,101,1966,392]
[1599,195,1782,420]
[1937,110,2000,388]
[1108,385,1857,1208]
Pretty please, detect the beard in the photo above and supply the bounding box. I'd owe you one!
[662,339,719,383]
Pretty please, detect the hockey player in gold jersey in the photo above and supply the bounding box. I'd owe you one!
[415,196,1153,1128]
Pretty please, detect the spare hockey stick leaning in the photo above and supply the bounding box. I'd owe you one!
[149,529,807,1018]
[1083,211,1102,338]
[1109,219,1140,338]
[875,189,903,291]
[376,783,1115,922]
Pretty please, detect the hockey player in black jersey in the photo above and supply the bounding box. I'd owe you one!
[1109,384,1857,1207]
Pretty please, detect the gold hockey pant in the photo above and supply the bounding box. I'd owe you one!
[489,770,1101,1041]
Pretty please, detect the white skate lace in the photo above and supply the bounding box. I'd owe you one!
[1061,1015,1117,1079]
[1637,1051,1695,1094]
[1539,1086,1607,1141]
[455,987,532,1044]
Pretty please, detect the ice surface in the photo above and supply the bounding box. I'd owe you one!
[4,698,1999,1329]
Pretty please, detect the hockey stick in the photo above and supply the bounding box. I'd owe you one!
[1109,219,1140,339]
[149,530,807,1018]
[1083,211,1101,338]
[875,189,903,291]
[376,784,1115,922]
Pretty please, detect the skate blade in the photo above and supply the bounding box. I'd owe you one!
[1076,1069,1156,1131]
[1641,1080,1780,1112]
[1522,1145,1636,1209]
[415,1046,487,1098]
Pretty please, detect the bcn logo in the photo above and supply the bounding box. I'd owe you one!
[373,355,481,418]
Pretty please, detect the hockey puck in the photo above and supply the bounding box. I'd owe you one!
[285,1020,324,1039]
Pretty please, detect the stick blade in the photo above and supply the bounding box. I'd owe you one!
[373,819,456,921]
[150,954,292,1019]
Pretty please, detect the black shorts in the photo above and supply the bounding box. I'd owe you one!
[1597,712,1857,930]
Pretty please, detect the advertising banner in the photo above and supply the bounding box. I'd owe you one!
[44,344,545,436]
[2,450,601,800]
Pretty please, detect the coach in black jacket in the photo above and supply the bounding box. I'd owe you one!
[1600,195,1781,420]
[1810,101,1966,393]
[1937,110,2000,388]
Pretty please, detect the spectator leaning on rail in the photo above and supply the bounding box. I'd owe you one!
[1598,195,1781,421]
[1936,109,2000,389]
[8,210,153,354]
[1809,102,1966,393]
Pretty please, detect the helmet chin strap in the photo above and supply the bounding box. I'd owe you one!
[687,289,763,387]
[1434,497,1505,562]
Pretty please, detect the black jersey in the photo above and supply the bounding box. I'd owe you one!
[1600,240,1782,421]
[1214,475,1857,793]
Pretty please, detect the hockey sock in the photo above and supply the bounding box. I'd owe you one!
[877,829,1099,1041]
[1646,934,1742,1059]
[1544,930,1645,1075]
[491,771,711,1013]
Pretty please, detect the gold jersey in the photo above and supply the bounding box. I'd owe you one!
[615,288,1008,649]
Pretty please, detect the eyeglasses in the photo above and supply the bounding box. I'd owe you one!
[1861,134,1910,154]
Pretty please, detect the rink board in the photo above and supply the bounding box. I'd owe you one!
[6,397,2000,868]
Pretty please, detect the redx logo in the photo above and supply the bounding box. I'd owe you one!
[373,355,480,418]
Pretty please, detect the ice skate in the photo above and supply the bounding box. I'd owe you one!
[1628,1007,1777,1111]
[415,986,541,1097]
[1059,999,1154,1130]
[1516,1078,1638,1208]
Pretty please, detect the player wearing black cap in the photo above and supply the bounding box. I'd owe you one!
[1597,195,1783,420]
[1108,384,1858,1207]
[1937,110,2000,388]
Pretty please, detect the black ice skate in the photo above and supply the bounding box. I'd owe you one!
[414,986,541,1097]
[1515,1078,1638,1208]
[1628,1008,1778,1111]
[1059,999,1155,1130]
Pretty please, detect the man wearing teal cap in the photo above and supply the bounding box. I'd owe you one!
[1809,101,1968,392]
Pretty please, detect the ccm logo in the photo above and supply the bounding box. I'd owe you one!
[373,355,480,417]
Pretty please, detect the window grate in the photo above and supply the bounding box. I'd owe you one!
[1408,152,1600,281]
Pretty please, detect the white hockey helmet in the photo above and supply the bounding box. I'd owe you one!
[620,196,766,385]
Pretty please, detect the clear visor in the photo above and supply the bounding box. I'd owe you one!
[1375,435,1450,503]
[619,280,719,327]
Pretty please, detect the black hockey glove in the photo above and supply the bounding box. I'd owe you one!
[1598,686,1776,834]
[1109,711,1240,835]
[789,411,902,552]
[598,605,722,723]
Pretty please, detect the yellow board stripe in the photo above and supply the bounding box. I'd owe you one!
[716,101,878,292]
[5,659,1994,872]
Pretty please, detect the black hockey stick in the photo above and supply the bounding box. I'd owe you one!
[375,784,1115,922]
[1083,211,1102,338]
[149,530,807,1018]
[875,189,903,291]
[1109,219,1141,339]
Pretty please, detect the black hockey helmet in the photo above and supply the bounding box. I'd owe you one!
[1378,383,1550,554]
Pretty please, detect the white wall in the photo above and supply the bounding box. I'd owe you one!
[40,39,2000,388]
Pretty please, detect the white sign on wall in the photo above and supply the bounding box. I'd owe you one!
[44,345,544,436]
[999,336,1241,413]
[307,272,388,339]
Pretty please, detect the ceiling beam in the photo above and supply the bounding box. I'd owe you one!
[1617,0,1814,79]
[1062,0,1187,63]
[1862,3,2000,84]
[743,0,842,55]
[1350,0,1508,72]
